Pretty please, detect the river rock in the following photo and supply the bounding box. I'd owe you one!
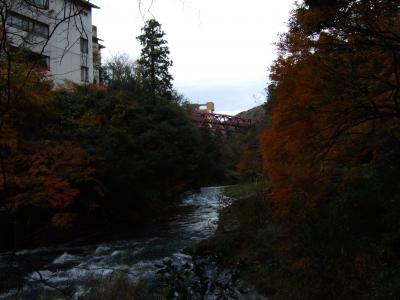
[223,218,240,232]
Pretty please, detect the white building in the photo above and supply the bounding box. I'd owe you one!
[5,0,103,85]
[92,25,105,84]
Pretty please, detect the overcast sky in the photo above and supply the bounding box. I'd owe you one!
[92,0,295,115]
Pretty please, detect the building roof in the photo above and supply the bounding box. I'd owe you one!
[72,0,100,10]
[93,36,104,42]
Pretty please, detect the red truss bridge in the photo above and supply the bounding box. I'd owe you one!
[190,111,257,131]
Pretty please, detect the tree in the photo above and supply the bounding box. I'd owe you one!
[0,0,99,253]
[0,0,94,197]
[103,53,136,86]
[262,0,400,221]
[259,0,400,298]
[137,19,173,99]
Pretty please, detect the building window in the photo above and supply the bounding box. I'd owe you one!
[26,51,50,70]
[7,12,49,38]
[81,66,89,82]
[28,0,49,9]
[80,38,88,54]
[10,47,50,70]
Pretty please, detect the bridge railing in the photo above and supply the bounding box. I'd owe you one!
[190,112,258,130]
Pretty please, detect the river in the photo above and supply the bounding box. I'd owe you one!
[0,187,266,299]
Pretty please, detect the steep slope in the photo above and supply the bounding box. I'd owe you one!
[235,105,266,120]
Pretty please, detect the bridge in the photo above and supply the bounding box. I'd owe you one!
[190,111,257,131]
[187,101,258,131]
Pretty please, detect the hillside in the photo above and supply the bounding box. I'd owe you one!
[236,104,266,120]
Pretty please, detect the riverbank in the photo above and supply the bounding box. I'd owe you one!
[194,182,282,298]
[199,180,400,300]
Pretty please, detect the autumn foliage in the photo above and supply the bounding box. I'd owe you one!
[0,49,231,251]
[259,0,400,298]
[0,57,103,247]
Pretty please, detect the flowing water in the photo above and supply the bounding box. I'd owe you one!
[0,187,266,299]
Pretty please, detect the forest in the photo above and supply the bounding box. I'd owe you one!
[0,19,245,252]
[1,0,400,299]
[201,0,400,299]
[262,0,400,298]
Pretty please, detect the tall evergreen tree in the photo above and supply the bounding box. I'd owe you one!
[137,19,173,99]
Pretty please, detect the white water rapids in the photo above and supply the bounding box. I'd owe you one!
[0,187,266,299]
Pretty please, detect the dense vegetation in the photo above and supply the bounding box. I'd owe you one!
[203,1,400,299]
[2,1,398,298]
[0,20,242,251]
[261,0,400,298]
